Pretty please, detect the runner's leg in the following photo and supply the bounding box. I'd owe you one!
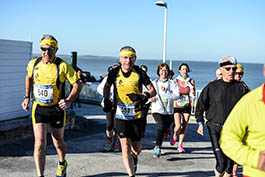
[51,127,67,163]
[33,123,48,177]
[178,113,191,146]
[120,138,134,176]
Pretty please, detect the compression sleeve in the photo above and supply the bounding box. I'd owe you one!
[140,70,151,87]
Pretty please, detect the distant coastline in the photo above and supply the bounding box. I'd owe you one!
[32,53,263,64]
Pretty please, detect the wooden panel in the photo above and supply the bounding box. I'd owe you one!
[0,39,32,121]
[0,46,32,54]
[0,39,32,47]
[0,111,29,121]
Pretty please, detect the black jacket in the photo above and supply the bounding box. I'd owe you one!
[195,79,249,124]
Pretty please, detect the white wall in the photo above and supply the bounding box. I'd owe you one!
[0,39,32,121]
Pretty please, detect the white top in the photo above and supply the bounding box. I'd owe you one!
[151,78,180,115]
[97,77,114,100]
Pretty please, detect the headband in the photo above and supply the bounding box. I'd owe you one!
[220,61,234,67]
[120,51,136,57]
[40,39,58,48]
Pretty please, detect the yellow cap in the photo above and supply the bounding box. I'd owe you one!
[236,64,244,73]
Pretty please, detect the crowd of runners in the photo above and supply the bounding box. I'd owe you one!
[21,34,265,177]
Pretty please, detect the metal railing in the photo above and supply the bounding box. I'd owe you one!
[66,82,202,115]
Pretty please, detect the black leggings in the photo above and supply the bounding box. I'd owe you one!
[141,103,151,135]
[207,121,234,174]
[152,113,172,147]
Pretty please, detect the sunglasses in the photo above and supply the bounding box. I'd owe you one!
[41,47,56,52]
[121,56,136,60]
[235,72,243,76]
[222,67,237,72]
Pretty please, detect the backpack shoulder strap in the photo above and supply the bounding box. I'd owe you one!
[32,57,42,79]
[53,57,65,99]
[33,57,42,68]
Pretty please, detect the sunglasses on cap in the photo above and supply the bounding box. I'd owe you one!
[222,67,237,72]
[235,72,244,76]
[41,47,56,52]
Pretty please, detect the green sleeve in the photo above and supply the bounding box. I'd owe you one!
[220,96,260,169]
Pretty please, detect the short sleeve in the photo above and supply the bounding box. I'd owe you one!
[61,62,80,84]
[27,58,37,78]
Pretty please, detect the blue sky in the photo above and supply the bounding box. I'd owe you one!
[1,0,264,63]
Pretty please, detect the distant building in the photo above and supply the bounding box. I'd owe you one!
[0,39,32,121]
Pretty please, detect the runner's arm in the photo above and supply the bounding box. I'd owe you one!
[59,80,82,110]
[21,74,33,111]
[164,81,180,99]
[144,82,156,98]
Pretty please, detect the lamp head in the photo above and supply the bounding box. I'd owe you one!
[155,1,167,8]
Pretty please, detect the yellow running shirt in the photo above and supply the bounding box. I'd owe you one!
[115,68,141,120]
[27,57,79,106]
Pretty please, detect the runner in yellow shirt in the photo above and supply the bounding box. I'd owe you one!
[103,46,156,177]
[220,63,265,177]
[21,34,82,177]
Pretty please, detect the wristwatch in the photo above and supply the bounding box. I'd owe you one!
[24,95,30,99]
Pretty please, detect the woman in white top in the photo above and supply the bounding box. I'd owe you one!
[151,63,180,158]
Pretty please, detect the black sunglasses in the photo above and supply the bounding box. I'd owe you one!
[235,72,243,76]
[222,67,237,72]
[41,47,56,52]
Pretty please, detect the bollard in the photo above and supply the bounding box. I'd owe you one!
[71,51,77,70]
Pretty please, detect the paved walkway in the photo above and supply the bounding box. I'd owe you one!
[0,104,242,177]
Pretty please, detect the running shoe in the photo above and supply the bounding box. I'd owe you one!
[112,144,119,152]
[104,141,112,151]
[131,153,138,174]
[153,146,161,158]
[178,144,185,153]
[170,135,177,146]
[56,160,67,177]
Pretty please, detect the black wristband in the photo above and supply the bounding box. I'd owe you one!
[24,95,30,99]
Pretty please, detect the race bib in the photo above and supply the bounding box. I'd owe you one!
[115,102,135,120]
[176,95,190,107]
[34,83,53,104]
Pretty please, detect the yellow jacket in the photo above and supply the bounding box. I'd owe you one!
[220,84,265,177]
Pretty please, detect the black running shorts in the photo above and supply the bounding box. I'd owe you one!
[32,103,66,128]
[115,118,142,142]
[174,107,191,114]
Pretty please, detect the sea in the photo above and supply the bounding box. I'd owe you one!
[59,55,264,90]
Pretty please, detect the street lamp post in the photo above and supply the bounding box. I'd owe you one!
[155,1,168,63]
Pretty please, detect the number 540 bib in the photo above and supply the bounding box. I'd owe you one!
[34,83,53,104]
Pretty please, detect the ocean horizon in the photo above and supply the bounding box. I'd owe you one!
[32,54,264,90]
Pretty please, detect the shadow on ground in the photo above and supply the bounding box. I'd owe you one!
[82,170,214,177]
